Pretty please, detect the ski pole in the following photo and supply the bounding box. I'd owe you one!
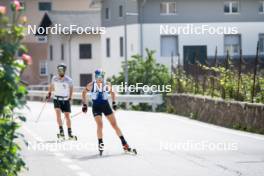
[35,100,47,123]
[62,111,83,125]
[71,111,83,118]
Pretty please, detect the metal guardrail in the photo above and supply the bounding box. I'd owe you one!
[27,86,163,111]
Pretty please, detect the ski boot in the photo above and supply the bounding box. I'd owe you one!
[123,144,137,155]
[68,134,78,141]
[98,143,104,156]
[57,132,65,142]
[67,128,77,141]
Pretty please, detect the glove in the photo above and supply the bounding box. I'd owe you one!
[46,92,51,100]
[82,104,88,113]
[112,101,117,111]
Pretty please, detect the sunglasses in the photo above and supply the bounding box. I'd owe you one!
[58,68,65,73]
[95,75,103,79]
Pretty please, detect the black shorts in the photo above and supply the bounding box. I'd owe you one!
[92,102,113,117]
[53,99,71,113]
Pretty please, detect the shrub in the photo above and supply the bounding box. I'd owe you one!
[0,1,30,175]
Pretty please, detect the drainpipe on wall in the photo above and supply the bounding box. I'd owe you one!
[124,0,128,86]
[140,0,147,57]
[123,0,129,110]
[68,35,73,78]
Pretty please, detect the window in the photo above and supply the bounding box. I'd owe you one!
[79,44,92,59]
[39,61,48,76]
[18,0,25,10]
[49,45,53,61]
[120,37,124,57]
[80,74,92,87]
[160,2,176,15]
[161,35,178,57]
[37,36,47,43]
[61,44,64,60]
[105,8,110,19]
[259,34,264,54]
[224,1,239,14]
[38,2,52,11]
[259,1,264,13]
[106,38,111,57]
[224,34,241,56]
[119,5,123,17]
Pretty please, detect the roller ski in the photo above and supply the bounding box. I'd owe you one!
[67,128,77,141]
[57,127,77,141]
[57,134,77,142]
[123,144,137,155]
[99,149,104,156]
[68,134,78,141]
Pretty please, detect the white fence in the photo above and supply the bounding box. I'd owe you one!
[27,85,163,111]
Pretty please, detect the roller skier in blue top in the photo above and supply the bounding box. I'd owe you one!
[81,69,137,156]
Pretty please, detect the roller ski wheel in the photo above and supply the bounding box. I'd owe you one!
[57,133,65,142]
[98,143,104,156]
[123,144,137,155]
[68,135,77,141]
[99,150,104,156]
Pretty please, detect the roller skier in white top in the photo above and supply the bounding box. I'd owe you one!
[46,63,77,141]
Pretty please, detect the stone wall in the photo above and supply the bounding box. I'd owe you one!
[166,94,264,134]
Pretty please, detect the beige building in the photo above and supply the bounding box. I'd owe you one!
[40,10,102,86]
[0,0,99,85]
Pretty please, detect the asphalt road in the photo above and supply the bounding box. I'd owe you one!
[18,101,264,176]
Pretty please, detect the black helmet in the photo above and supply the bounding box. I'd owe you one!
[57,63,67,77]
[57,63,67,71]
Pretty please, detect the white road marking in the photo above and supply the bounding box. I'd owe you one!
[22,126,44,142]
[60,158,73,163]
[67,164,82,171]
[53,152,65,157]
[21,126,92,176]
[77,172,92,176]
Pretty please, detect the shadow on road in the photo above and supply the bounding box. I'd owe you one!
[36,140,58,144]
[70,153,127,161]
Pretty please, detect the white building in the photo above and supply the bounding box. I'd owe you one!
[100,0,264,73]
[41,0,264,86]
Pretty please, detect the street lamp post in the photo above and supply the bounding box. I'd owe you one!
[124,0,128,87]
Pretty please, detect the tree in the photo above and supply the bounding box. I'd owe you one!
[111,49,171,111]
